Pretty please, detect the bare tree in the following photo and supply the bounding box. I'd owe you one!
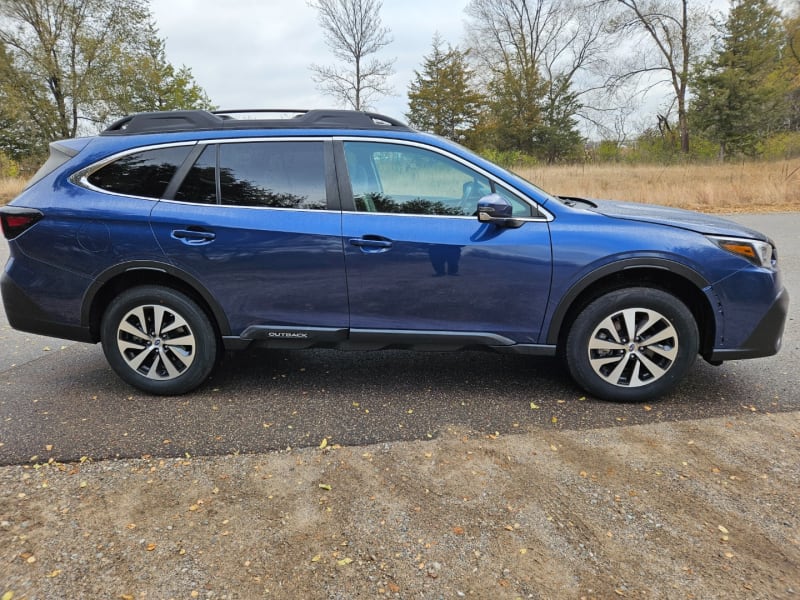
[604,0,713,154]
[308,0,394,110]
[465,0,613,158]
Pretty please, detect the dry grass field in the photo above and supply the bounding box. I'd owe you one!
[0,177,25,204]
[2,159,799,212]
[519,158,800,213]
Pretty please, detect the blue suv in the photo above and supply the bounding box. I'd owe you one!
[0,109,788,401]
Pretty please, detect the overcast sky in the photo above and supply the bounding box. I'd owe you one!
[149,0,470,120]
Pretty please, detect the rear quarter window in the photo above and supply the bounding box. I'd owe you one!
[86,146,192,199]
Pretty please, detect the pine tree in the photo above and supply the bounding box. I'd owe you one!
[691,0,789,159]
[406,36,484,145]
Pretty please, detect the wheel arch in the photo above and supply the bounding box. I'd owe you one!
[546,259,716,358]
[82,261,231,343]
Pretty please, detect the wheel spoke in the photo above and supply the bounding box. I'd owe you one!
[636,352,668,381]
[589,337,625,352]
[118,318,148,341]
[645,342,678,362]
[622,309,638,342]
[160,354,181,379]
[161,313,189,335]
[164,334,194,347]
[152,305,167,337]
[606,354,633,385]
[643,327,675,347]
[596,315,623,343]
[118,339,147,353]
[127,347,155,371]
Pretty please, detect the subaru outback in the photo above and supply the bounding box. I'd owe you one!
[0,109,789,401]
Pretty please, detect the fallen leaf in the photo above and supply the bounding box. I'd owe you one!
[319,483,332,491]
[718,525,729,535]
[146,543,156,551]
[311,554,322,562]
[2,592,13,600]
[551,416,558,424]
[319,438,328,449]
[337,557,353,566]
[530,402,540,409]
[45,444,53,451]
[388,583,400,593]
[452,526,465,535]
[46,569,61,578]
[550,444,558,452]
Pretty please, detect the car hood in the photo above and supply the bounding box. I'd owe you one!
[564,197,769,241]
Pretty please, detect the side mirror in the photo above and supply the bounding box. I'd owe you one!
[477,194,522,228]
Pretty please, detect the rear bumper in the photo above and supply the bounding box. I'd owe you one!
[1,271,94,343]
[708,286,789,361]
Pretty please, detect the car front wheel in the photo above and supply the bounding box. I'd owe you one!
[565,287,699,402]
[101,286,218,395]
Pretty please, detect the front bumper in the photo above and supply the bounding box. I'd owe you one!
[708,286,789,361]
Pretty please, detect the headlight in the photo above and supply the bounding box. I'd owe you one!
[709,236,775,269]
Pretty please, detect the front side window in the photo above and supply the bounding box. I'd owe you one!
[87,146,192,199]
[218,141,327,210]
[343,141,532,217]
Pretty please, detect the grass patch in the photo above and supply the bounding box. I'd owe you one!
[0,177,26,205]
[516,159,800,213]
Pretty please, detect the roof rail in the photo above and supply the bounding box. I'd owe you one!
[101,109,412,135]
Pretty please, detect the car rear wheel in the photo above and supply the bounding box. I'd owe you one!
[101,286,218,395]
[565,288,699,402]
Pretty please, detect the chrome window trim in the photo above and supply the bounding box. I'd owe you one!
[155,198,333,213]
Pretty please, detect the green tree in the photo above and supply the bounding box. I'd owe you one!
[0,0,212,160]
[485,62,545,155]
[406,36,484,145]
[113,23,214,114]
[691,0,788,159]
[534,74,584,163]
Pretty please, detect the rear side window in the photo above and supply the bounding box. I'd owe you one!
[87,146,192,199]
[219,141,327,209]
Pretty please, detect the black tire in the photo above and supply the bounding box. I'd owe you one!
[101,286,218,395]
[565,287,698,402]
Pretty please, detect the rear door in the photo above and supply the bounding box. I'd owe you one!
[150,139,349,338]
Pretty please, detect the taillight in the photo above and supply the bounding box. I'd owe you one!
[0,208,43,240]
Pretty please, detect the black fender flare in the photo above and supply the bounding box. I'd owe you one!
[81,260,231,336]
[545,257,710,345]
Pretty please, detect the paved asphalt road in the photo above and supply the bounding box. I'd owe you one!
[0,213,797,466]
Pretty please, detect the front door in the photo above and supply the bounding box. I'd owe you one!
[339,140,552,345]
